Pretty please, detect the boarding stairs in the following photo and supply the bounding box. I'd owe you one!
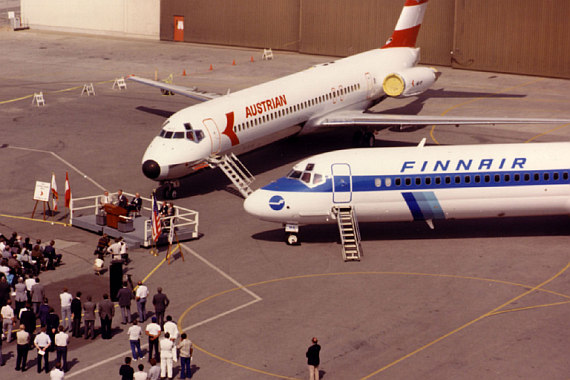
[208,153,255,198]
[334,206,362,261]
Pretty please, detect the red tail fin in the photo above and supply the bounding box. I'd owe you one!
[382,0,428,49]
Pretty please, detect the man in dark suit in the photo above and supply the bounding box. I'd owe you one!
[98,293,114,339]
[82,296,96,340]
[70,292,82,338]
[19,302,37,338]
[115,189,128,209]
[152,287,169,328]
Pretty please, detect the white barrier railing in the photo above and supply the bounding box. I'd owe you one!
[69,192,199,247]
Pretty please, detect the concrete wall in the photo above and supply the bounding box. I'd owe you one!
[20,0,160,39]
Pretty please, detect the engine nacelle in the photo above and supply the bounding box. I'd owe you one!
[382,67,439,97]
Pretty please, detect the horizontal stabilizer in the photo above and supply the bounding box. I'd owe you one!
[128,75,220,102]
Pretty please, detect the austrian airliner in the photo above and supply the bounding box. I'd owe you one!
[129,0,568,199]
[243,140,570,258]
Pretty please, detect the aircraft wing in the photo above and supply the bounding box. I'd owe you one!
[319,110,570,127]
[128,75,221,102]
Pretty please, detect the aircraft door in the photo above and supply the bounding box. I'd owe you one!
[331,163,352,203]
[174,16,184,42]
[365,72,374,99]
[202,118,222,154]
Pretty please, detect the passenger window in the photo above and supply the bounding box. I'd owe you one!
[455,176,461,184]
[425,177,432,185]
[474,175,481,183]
[464,175,471,184]
[415,177,421,185]
[553,172,559,181]
[494,174,500,182]
[514,173,521,181]
[484,175,490,183]
[405,178,412,186]
[524,173,530,181]
[435,177,441,185]
[504,174,510,182]
[375,178,381,188]
[395,178,401,186]
[445,176,451,184]
[385,177,392,187]
[534,173,540,181]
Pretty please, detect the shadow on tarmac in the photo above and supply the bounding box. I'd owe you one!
[251,215,570,244]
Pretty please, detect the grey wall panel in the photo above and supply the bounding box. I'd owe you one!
[453,0,570,78]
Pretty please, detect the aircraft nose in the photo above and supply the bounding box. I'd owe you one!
[142,160,161,179]
[243,190,266,218]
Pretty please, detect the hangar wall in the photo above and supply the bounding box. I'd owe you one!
[453,0,570,78]
[20,0,159,39]
[159,0,569,78]
[160,0,300,51]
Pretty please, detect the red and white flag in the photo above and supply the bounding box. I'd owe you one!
[151,193,162,242]
[51,172,58,211]
[65,172,71,208]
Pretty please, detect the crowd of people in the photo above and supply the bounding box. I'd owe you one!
[0,232,63,284]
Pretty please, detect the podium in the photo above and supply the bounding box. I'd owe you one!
[104,204,127,229]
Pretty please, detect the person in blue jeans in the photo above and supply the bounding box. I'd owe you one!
[177,333,193,378]
[127,319,144,361]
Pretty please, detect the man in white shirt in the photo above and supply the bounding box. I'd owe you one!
[159,332,175,379]
[49,362,65,380]
[127,319,143,361]
[55,326,69,372]
[1,299,15,343]
[15,324,30,371]
[133,363,148,380]
[135,281,149,322]
[34,326,52,373]
[145,317,161,363]
[59,288,73,332]
[163,315,179,342]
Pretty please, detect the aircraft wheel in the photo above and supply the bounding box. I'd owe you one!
[286,233,299,246]
[363,132,375,147]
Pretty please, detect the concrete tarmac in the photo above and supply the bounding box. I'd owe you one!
[1,29,569,379]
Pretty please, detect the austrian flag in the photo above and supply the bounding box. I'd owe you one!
[51,172,58,211]
[65,172,71,208]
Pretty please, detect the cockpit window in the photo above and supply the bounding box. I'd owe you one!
[287,170,302,179]
[164,131,173,139]
[173,132,185,139]
[313,173,324,185]
[305,163,314,171]
[301,172,311,183]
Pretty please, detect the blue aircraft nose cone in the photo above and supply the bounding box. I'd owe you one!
[142,160,160,179]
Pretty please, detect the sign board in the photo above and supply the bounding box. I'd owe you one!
[34,181,51,202]
[8,11,15,19]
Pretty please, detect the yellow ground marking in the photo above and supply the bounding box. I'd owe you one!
[525,123,570,143]
[360,262,570,379]
[176,269,570,379]
[0,213,70,226]
[429,77,547,145]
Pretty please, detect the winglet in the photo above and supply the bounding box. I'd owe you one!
[417,137,427,148]
[382,0,429,49]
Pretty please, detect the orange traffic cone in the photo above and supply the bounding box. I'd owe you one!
[182,69,187,76]
[232,59,236,66]
[209,64,213,71]
[250,56,254,63]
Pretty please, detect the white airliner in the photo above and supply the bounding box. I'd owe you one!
[129,0,568,199]
[244,141,570,253]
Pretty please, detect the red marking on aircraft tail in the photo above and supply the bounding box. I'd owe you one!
[382,24,422,49]
[405,0,427,6]
[223,112,240,146]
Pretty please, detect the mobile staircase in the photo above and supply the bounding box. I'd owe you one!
[208,153,255,198]
[333,206,363,261]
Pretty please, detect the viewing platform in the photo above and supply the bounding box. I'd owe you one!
[69,192,199,248]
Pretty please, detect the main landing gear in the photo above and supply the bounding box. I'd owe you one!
[160,180,180,200]
[352,130,375,147]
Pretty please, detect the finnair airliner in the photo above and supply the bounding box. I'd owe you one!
[244,141,570,246]
[129,0,568,199]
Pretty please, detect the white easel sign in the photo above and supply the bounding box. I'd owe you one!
[34,181,51,202]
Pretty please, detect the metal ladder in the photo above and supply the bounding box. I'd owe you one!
[207,153,255,198]
[334,206,363,261]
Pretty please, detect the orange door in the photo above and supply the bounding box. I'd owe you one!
[174,16,184,42]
